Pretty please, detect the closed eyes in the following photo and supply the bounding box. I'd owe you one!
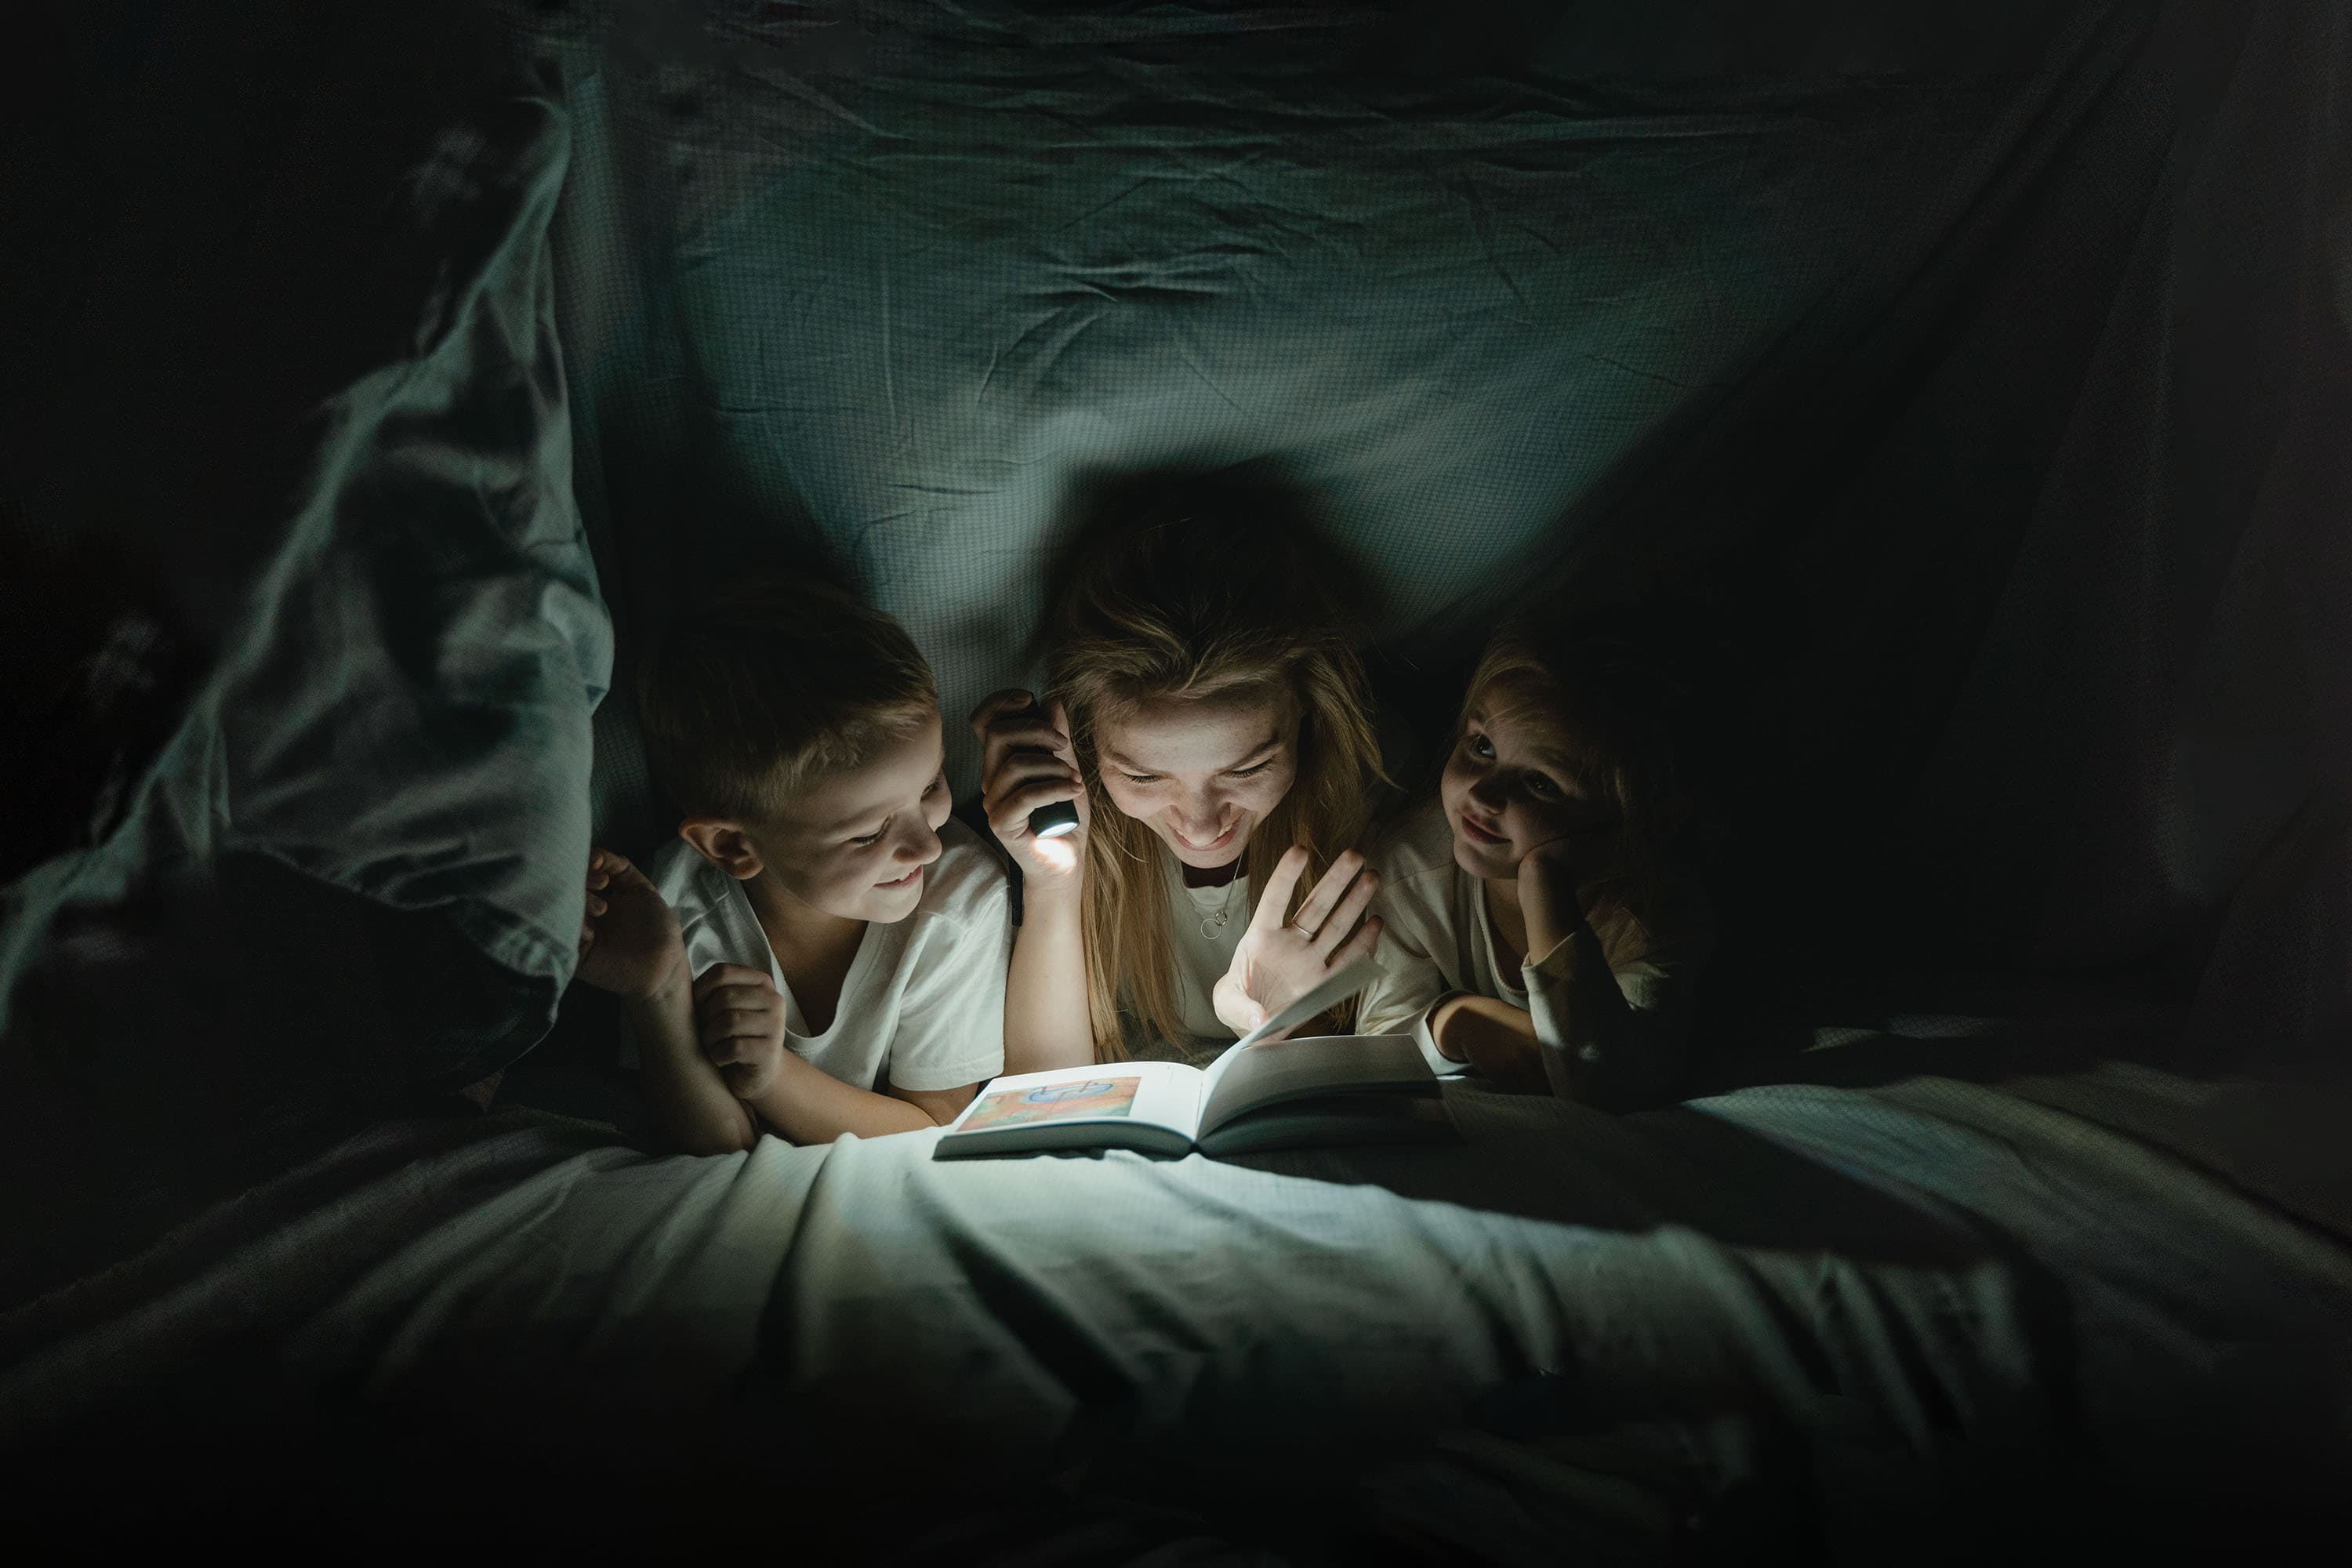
[1123,760,1274,786]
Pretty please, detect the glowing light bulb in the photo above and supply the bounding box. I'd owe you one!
[1029,800,1080,839]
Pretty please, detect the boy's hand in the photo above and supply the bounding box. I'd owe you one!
[971,689,1091,890]
[1214,846,1382,1038]
[576,848,687,1001]
[695,963,789,1100]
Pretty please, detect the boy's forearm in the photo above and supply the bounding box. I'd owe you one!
[740,1052,942,1144]
[626,983,759,1155]
[1004,881,1094,1073]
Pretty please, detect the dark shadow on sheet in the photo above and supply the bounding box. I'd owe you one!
[0,852,547,1311]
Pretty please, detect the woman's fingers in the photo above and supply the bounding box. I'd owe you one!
[1312,866,1381,958]
[585,891,608,919]
[982,717,1073,778]
[991,777,1084,834]
[1250,845,1312,931]
[982,751,1081,812]
[1326,914,1383,973]
[971,690,1074,781]
[968,688,1037,732]
[967,691,1043,755]
[1290,850,1368,936]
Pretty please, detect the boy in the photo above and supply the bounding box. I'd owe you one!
[575,581,1009,1153]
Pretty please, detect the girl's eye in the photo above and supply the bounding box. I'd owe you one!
[1464,733,1494,760]
[851,822,888,847]
[1229,761,1273,779]
[923,776,942,797]
[1122,773,1160,786]
[1526,774,1561,800]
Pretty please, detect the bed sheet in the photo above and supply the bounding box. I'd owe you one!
[6,1055,2344,1555]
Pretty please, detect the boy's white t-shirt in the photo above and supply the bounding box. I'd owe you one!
[641,815,1011,1093]
[1356,799,1710,1077]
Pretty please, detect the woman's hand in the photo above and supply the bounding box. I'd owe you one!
[693,963,789,1100]
[575,848,687,1002]
[1214,846,1382,1037]
[970,689,1091,891]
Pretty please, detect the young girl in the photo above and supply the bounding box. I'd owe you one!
[1356,623,1711,1110]
[972,503,1386,1066]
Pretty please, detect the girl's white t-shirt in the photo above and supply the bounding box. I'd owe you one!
[1357,798,1710,1076]
[641,816,1011,1093]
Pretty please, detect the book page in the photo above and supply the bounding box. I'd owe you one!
[945,1060,1205,1142]
[1196,1033,1434,1140]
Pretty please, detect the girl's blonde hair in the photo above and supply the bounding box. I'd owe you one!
[1461,622,1690,968]
[1044,508,1381,1059]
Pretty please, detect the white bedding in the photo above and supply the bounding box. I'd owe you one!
[9,1057,2345,1555]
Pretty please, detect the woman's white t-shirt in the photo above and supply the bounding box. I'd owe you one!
[640,816,1011,1093]
[1163,855,1250,1046]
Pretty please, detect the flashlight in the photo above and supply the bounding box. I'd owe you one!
[1009,706,1082,840]
[1029,799,1080,839]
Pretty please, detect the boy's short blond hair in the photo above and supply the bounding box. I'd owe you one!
[636,579,938,822]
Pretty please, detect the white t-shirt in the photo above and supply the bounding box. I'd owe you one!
[641,816,1011,1093]
[1164,855,1250,1044]
[1358,799,1710,1083]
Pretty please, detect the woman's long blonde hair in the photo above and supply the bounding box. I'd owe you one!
[1044,509,1381,1059]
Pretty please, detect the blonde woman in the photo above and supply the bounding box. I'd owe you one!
[973,506,1385,1067]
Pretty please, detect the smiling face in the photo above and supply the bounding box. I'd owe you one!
[709,712,953,924]
[1439,676,1622,881]
[1094,688,1300,871]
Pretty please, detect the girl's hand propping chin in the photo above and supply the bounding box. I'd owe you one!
[970,689,1091,887]
[1514,826,1622,892]
[1213,846,1382,1038]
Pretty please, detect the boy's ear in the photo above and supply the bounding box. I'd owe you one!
[679,818,765,880]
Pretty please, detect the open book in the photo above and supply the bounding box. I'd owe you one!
[934,960,1453,1160]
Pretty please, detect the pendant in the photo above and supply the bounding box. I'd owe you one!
[1200,913,1227,940]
